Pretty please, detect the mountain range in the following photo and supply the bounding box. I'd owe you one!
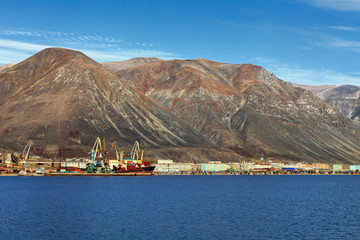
[1,48,360,164]
[0,63,14,73]
[293,84,360,123]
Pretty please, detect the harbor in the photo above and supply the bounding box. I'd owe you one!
[0,138,156,176]
[1,157,360,176]
[1,138,360,176]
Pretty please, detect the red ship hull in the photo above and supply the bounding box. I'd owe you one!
[114,166,155,173]
[114,161,155,174]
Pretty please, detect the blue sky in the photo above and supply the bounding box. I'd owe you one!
[0,0,359,85]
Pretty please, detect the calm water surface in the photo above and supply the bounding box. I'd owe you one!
[1,175,360,239]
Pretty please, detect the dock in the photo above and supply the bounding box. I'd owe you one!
[46,172,153,177]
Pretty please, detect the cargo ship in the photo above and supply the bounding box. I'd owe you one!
[85,138,155,174]
[58,166,84,173]
[114,162,155,173]
[112,141,155,174]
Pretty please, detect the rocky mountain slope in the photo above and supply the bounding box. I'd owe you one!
[293,83,360,123]
[1,49,360,163]
[0,63,15,73]
[0,48,211,160]
[102,58,360,164]
[101,57,163,73]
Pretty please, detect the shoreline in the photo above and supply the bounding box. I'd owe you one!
[1,172,358,177]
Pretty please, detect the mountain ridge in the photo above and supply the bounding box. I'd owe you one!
[106,58,360,163]
[292,83,360,123]
[0,63,15,73]
[1,49,360,163]
[0,48,214,161]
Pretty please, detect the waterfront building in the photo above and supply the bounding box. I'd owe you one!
[270,162,280,168]
[333,164,343,171]
[253,163,272,171]
[5,154,12,164]
[200,163,208,172]
[314,163,330,170]
[210,162,228,172]
[177,163,194,172]
[238,161,249,171]
[296,162,307,170]
[282,163,297,171]
[194,164,202,172]
[198,162,228,173]
[350,165,360,171]
[61,159,87,169]
[154,160,180,173]
[229,163,241,171]
[157,159,174,164]
[342,164,350,171]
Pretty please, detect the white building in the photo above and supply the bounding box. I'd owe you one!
[61,159,88,169]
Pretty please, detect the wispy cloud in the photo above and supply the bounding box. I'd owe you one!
[306,0,360,11]
[0,29,152,48]
[299,24,360,53]
[0,38,49,52]
[327,39,360,48]
[329,25,359,31]
[0,28,177,64]
[80,48,175,62]
[0,48,34,64]
[252,57,360,86]
[0,38,51,63]
[313,37,360,52]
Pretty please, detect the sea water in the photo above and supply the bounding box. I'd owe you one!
[1,175,360,239]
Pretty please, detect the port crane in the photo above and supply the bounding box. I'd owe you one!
[101,137,111,173]
[22,140,33,164]
[87,137,102,173]
[87,137,112,173]
[10,140,33,170]
[103,137,108,158]
[110,141,123,168]
[130,141,143,164]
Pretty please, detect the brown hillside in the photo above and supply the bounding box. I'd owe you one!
[106,58,360,164]
[0,48,210,160]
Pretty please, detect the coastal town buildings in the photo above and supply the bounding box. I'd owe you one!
[1,153,360,175]
[153,160,347,174]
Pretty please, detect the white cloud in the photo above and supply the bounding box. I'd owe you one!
[313,37,360,52]
[329,26,359,31]
[306,0,360,11]
[0,29,136,47]
[252,57,360,86]
[0,37,176,64]
[276,67,360,86]
[0,27,178,64]
[0,49,33,64]
[80,48,175,62]
[0,38,49,52]
[327,39,360,48]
